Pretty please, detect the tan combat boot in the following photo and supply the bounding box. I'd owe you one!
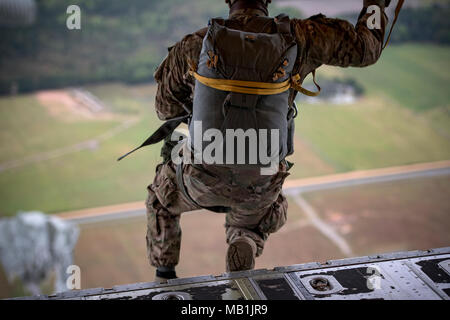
[226,236,257,272]
[154,267,177,284]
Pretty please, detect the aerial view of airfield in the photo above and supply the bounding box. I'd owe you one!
[0,0,449,298]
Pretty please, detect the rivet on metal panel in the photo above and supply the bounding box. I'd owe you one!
[309,277,332,292]
[300,274,344,296]
[152,292,192,300]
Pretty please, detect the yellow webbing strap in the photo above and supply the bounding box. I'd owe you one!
[383,0,405,50]
[190,70,290,95]
[291,71,321,97]
[189,70,321,97]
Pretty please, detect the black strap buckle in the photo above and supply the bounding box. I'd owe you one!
[287,101,298,120]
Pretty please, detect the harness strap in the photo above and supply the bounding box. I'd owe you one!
[117,114,189,161]
[274,13,291,34]
[175,162,231,214]
[189,70,321,97]
[191,70,290,89]
[383,0,405,50]
[291,71,321,97]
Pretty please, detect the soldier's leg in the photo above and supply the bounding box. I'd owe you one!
[225,192,288,271]
[145,159,198,279]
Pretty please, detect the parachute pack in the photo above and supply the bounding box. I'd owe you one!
[119,0,405,165]
[119,14,319,166]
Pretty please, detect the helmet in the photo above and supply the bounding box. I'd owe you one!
[225,0,271,7]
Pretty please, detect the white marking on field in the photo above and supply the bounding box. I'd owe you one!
[0,118,138,172]
[292,194,354,257]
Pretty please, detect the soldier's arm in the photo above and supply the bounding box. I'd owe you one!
[153,29,206,120]
[292,0,389,68]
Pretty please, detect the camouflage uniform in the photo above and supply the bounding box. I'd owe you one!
[147,1,388,268]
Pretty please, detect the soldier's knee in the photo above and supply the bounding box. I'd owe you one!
[258,193,288,234]
[146,186,172,236]
[146,161,178,212]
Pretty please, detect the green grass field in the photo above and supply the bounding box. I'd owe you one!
[0,44,449,216]
[0,95,120,163]
[293,96,450,173]
[0,85,164,216]
[291,44,450,174]
[343,44,450,112]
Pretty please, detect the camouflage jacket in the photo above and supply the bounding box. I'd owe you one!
[153,0,388,120]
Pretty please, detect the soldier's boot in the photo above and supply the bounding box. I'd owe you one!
[226,236,257,272]
[154,266,178,284]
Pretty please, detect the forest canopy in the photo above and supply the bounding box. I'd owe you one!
[0,0,448,94]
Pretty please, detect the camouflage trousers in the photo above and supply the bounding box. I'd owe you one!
[145,146,290,268]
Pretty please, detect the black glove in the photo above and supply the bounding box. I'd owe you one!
[385,0,391,7]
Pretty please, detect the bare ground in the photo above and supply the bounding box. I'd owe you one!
[35,89,116,121]
[69,175,450,290]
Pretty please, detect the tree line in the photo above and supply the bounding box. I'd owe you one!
[0,1,447,95]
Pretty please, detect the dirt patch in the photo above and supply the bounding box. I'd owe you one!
[257,225,344,269]
[36,89,115,122]
[71,204,344,289]
[73,216,150,289]
[304,175,450,256]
